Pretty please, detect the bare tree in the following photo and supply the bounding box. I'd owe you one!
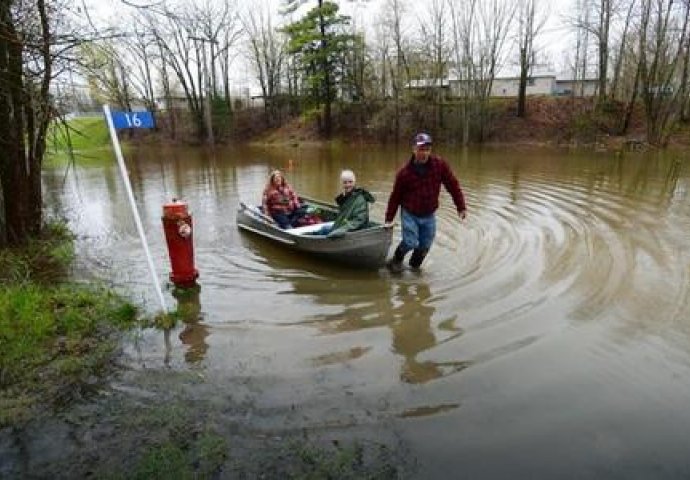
[449,0,514,144]
[620,0,647,134]
[417,0,450,127]
[197,0,242,112]
[242,2,286,125]
[153,25,178,139]
[569,0,616,102]
[610,0,637,101]
[680,0,690,122]
[449,0,478,145]
[340,18,370,102]
[371,18,390,100]
[80,41,134,111]
[145,2,208,141]
[515,0,549,117]
[127,16,160,113]
[118,0,242,143]
[192,0,243,144]
[380,0,410,140]
[637,0,690,144]
[571,0,593,96]
[477,0,515,138]
[597,0,614,100]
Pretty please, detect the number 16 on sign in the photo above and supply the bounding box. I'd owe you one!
[111,111,155,129]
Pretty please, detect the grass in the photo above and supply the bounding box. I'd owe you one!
[91,401,229,480]
[99,417,400,480]
[0,221,75,284]
[44,116,121,167]
[49,116,110,150]
[123,432,228,480]
[0,284,139,426]
[104,431,228,480]
[116,437,400,480]
[0,221,139,427]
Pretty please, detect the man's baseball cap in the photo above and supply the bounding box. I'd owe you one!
[414,132,432,146]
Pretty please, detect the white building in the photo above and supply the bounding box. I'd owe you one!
[489,74,557,97]
[553,78,599,97]
[410,72,600,98]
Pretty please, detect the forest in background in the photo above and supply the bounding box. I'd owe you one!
[63,0,690,148]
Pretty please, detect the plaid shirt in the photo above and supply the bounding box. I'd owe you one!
[263,184,300,215]
[385,154,466,222]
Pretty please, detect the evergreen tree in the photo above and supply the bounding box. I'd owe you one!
[282,1,354,136]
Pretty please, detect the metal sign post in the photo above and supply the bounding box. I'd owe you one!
[103,104,167,312]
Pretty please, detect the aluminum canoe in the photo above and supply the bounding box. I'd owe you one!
[236,198,392,269]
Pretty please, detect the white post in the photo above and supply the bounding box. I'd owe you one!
[103,104,167,312]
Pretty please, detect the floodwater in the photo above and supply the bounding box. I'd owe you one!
[42,144,690,478]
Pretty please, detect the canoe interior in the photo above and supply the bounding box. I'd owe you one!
[236,198,392,269]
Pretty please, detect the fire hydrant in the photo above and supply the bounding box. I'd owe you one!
[162,199,199,288]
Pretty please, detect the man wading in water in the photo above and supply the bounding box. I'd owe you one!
[384,132,467,272]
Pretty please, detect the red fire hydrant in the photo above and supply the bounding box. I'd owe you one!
[162,199,199,288]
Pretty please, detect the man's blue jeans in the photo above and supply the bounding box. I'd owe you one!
[400,208,436,253]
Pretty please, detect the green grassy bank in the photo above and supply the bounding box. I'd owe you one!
[45,116,116,167]
[0,223,139,427]
[50,116,110,149]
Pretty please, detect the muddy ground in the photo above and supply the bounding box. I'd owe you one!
[0,356,413,479]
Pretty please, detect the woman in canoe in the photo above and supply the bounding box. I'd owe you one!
[262,170,305,228]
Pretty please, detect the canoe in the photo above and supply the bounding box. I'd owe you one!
[236,196,393,269]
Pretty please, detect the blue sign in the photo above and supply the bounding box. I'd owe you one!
[111,111,155,129]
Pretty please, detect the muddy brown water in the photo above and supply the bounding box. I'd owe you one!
[35,144,690,478]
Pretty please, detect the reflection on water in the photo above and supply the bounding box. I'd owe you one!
[42,145,690,478]
[173,288,209,364]
[296,278,469,384]
[390,282,469,384]
[311,346,372,366]
[399,403,461,418]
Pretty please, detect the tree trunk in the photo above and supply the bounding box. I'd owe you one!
[0,2,30,244]
[158,46,176,140]
[29,0,51,235]
[611,0,635,101]
[621,61,640,135]
[318,0,332,137]
[680,11,690,122]
[517,48,528,117]
[681,40,690,122]
[597,0,611,104]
